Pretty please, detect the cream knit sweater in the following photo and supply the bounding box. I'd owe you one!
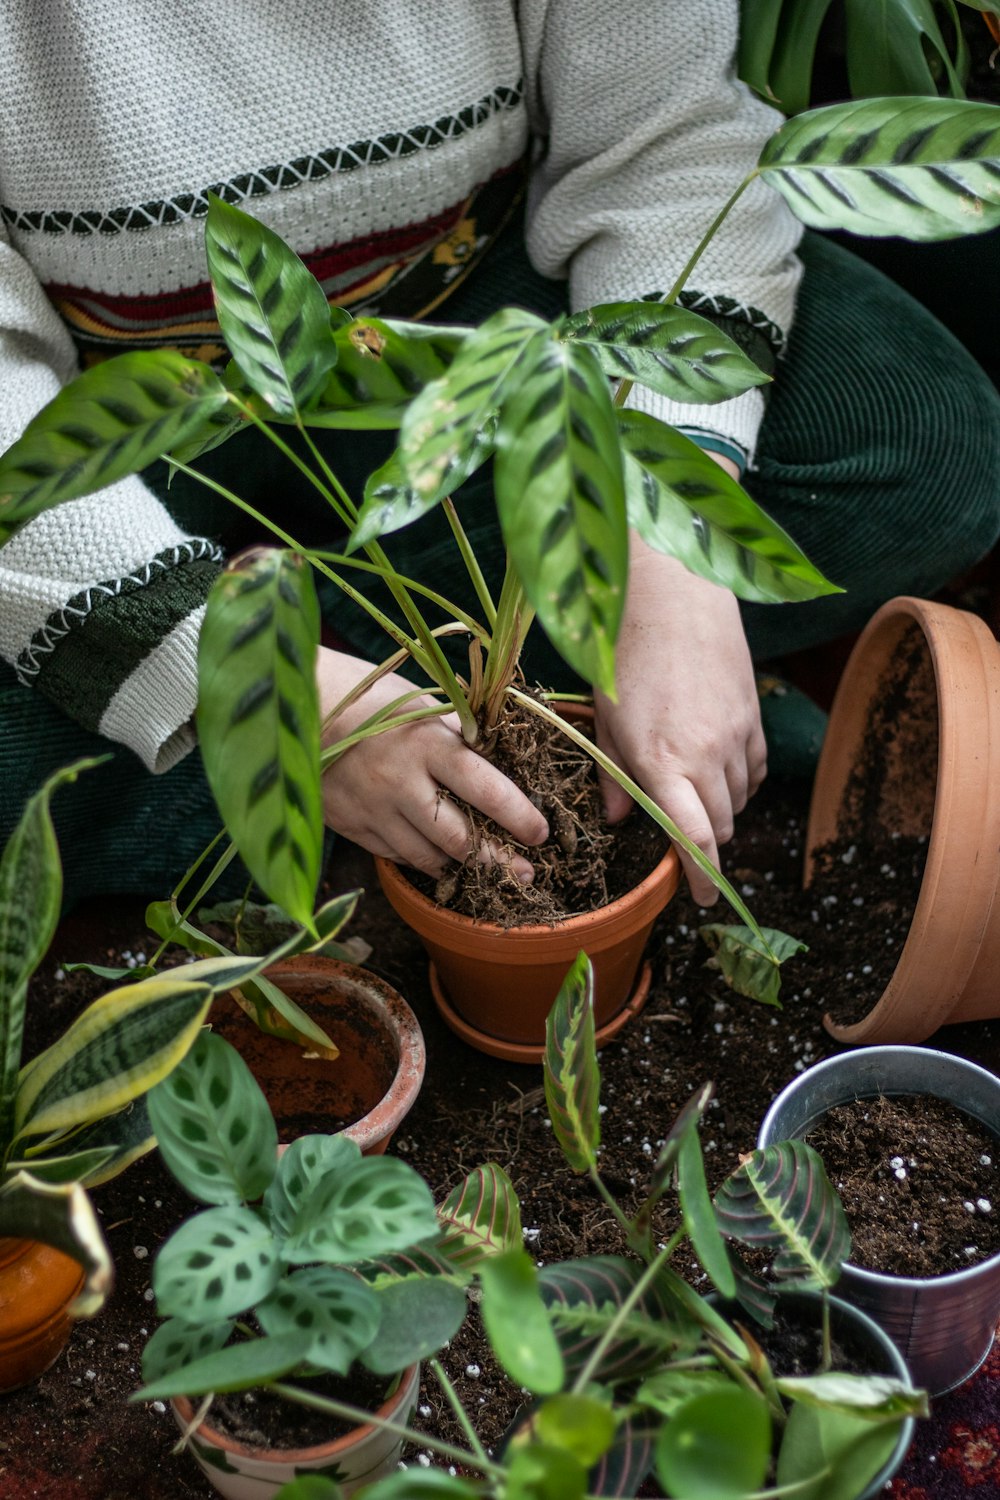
[0,0,802,771]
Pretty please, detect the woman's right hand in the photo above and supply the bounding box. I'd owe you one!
[316,646,549,881]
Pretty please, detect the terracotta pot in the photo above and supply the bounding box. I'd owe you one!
[171,1361,420,1500]
[375,702,680,1060]
[0,1237,85,1392]
[758,1046,1000,1395]
[209,956,425,1154]
[805,595,1000,1044]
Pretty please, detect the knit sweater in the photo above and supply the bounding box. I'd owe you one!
[0,0,803,773]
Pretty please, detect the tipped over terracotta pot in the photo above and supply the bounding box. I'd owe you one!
[805,595,1000,1044]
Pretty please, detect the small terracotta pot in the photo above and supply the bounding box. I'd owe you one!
[209,956,425,1154]
[171,1361,420,1500]
[0,1237,85,1392]
[805,595,1000,1044]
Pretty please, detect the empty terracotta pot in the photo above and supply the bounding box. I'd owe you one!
[805,595,1000,1044]
[209,956,425,1153]
[0,1237,85,1392]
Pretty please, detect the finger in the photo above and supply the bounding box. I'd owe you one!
[725,754,751,818]
[406,793,539,885]
[747,727,768,797]
[437,744,549,847]
[660,778,723,907]
[594,717,634,825]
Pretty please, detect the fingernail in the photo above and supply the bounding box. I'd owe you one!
[516,864,535,885]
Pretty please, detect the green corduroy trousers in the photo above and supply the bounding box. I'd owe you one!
[4,228,1000,906]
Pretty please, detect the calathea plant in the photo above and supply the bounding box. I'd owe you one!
[1,96,999,1004]
[138,954,927,1500]
[0,759,354,1314]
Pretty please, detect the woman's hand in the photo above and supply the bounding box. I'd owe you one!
[316,648,549,881]
[594,488,767,906]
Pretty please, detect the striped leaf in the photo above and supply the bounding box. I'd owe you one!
[435,1162,523,1274]
[395,307,544,503]
[154,1202,281,1321]
[543,953,600,1175]
[258,1265,381,1373]
[205,194,337,417]
[620,411,840,603]
[13,976,213,1142]
[479,1248,564,1394]
[0,1172,113,1318]
[0,758,103,1150]
[137,1330,304,1401]
[540,1256,695,1382]
[349,449,431,553]
[315,318,466,429]
[562,302,769,404]
[148,1031,278,1207]
[496,334,627,695]
[758,96,1000,240]
[197,548,323,927]
[0,351,229,541]
[16,1096,156,1189]
[714,1140,852,1290]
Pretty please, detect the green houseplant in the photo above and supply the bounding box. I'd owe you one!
[2,94,1000,1037]
[136,954,927,1500]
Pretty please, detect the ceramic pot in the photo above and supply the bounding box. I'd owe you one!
[708,1289,915,1500]
[375,707,681,1061]
[171,1361,420,1500]
[209,956,425,1154]
[758,1045,1000,1395]
[0,1237,85,1392]
[805,595,1000,1045]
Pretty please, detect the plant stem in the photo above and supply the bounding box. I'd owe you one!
[479,564,535,727]
[508,689,772,949]
[269,1380,503,1478]
[429,1357,493,1470]
[612,171,758,412]
[443,497,497,630]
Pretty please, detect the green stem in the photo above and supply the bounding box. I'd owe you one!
[571,1232,684,1395]
[443,497,497,630]
[320,701,452,767]
[507,688,771,949]
[310,548,488,643]
[587,1165,640,1244]
[429,1357,492,1470]
[147,839,240,969]
[269,1380,502,1478]
[479,562,535,723]
[612,170,758,412]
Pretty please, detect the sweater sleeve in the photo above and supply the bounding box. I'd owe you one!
[0,225,221,772]
[519,0,804,469]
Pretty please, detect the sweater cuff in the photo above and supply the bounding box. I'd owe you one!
[98,608,204,773]
[624,383,766,471]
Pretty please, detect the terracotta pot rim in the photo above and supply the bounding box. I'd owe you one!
[171,1362,418,1465]
[805,595,1000,1043]
[260,956,426,1154]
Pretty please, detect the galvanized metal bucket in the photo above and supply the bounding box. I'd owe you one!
[757,1045,1000,1395]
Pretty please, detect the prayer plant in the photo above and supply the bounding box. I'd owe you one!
[0,759,356,1315]
[2,96,999,1005]
[136,954,927,1500]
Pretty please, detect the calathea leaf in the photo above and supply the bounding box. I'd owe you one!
[543,953,600,1174]
[204,193,337,417]
[315,317,467,428]
[0,351,229,542]
[699,923,808,1007]
[562,301,769,404]
[263,1132,362,1238]
[714,1140,852,1289]
[676,1126,736,1300]
[758,96,1000,241]
[140,1316,234,1387]
[620,411,839,603]
[197,547,323,928]
[495,332,627,696]
[147,1031,278,1207]
[257,1265,381,1374]
[539,1256,697,1381]
[282,1156,439,1264]
[397,307,545,501]
[361,1276,468,1373]
[135,1331,304,1401]
[153,1203,282,1322]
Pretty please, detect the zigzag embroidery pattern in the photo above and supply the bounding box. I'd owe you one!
[1,82,525,237]
[16,538,223,683]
